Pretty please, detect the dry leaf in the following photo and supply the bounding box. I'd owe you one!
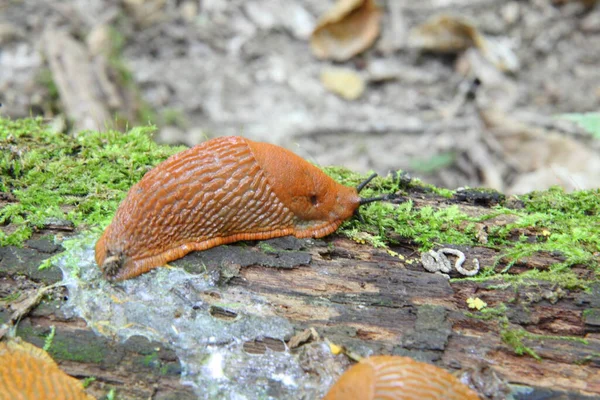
[320,67,365,100]
[481,108,600,194]
[123,0,167,27]
[408,15,476,53]
[408,15,519,73]
[0,339,95,400]
[310,0,382,61]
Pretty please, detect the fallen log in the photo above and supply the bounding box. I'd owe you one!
[1,117,599,399]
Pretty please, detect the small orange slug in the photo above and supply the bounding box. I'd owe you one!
[0,340,95,400]
[95,136,382,281]
[323,355,480,400]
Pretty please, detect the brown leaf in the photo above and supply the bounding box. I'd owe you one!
[408,15,477,53]
[310,0,382,61]
[408,15,519,72]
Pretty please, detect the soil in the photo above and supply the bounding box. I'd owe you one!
[1,0,599,194]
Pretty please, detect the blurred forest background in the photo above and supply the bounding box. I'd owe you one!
[1,0,599,194]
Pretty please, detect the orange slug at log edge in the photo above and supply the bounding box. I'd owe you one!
[0,340,95,400]
[323,355,480,400]
[96,136,382,281]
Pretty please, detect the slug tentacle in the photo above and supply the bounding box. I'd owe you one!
[356,172,389,205]
[95,136,384,281]
[356,172,378,193]
[353,173,388,223]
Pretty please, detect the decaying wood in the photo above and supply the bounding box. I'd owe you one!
[1,189,599,399]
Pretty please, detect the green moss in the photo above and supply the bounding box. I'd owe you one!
[15,321,110,364]
[326,167,466,248]
[501,327,588,361]
[136,350,173,375]
[48,336,107,364]
[43,325,56,351]
[503,270,587,291]
[482,188,600,274]
[0,117,185,246]
[340,199,475,251]
[529,332,588,345]
[159,364,172,375]
[334,171,599,289]
[501,328,542,360]
[106,388,117,400]
[142,351,160,367]
[468,303,508,321]
[467,300,589,361]
[257,242,278,254]
[575,353,600,365]
[82,377,96,388]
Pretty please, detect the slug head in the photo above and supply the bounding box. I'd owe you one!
[95,226,126,280]
[247,141,362,225]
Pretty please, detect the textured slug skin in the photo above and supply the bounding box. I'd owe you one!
[323,355,480,400]
[0,340,95,400]
[95,136,361,281]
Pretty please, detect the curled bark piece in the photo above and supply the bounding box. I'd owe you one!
[421,248,480,276]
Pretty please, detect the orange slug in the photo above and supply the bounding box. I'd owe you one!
[323,355,480,400]
[95,136,382,281]
[0,340,95,400]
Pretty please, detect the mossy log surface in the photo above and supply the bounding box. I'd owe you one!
[1,120,599,399]
[1,196,599,399]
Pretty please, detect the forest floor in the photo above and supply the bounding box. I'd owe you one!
[1,1,600,399]
[1,0,600,193]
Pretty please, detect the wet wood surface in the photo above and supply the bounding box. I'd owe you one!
[1,190,599,399]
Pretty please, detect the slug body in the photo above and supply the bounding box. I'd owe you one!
[323,355,480,400]
[0,340,95,400]
[95,136,362,281]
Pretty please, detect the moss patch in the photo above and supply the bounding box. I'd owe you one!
[337,171,599,289]
[0,117,185,246]
[16,320,121,365]
[500,328,542,360]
